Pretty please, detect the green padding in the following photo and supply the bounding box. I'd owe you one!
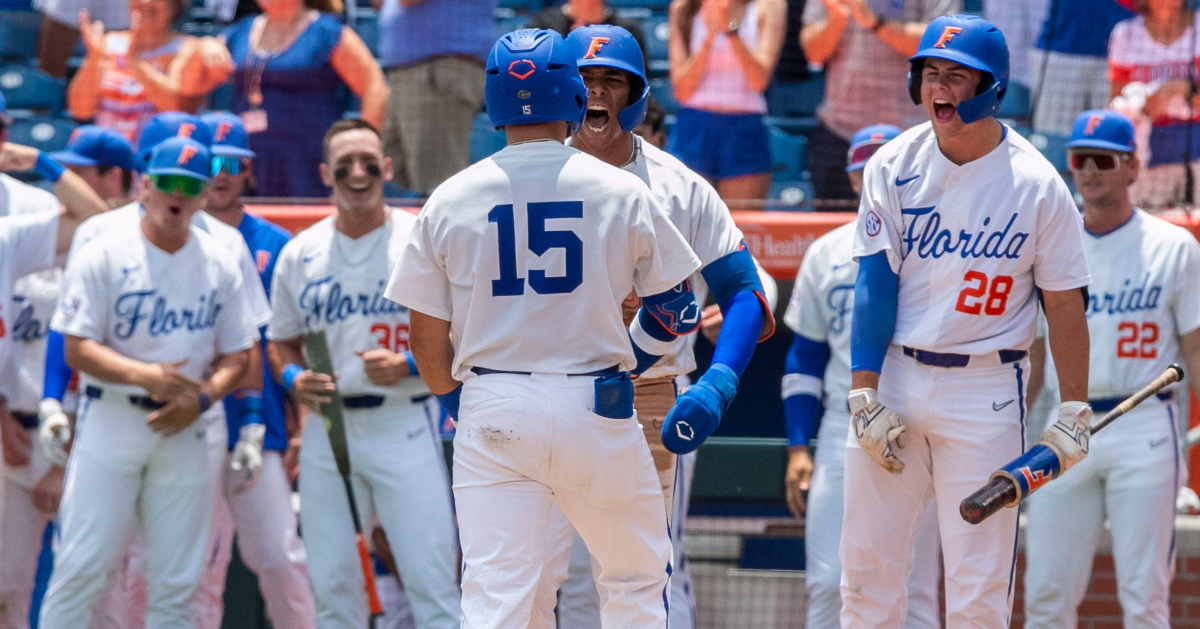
[441,436,789,503]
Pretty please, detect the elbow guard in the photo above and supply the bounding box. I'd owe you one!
[640,279,701,337]
[849,252,898,374]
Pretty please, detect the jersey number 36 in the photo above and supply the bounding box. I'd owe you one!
[489,202,584,297]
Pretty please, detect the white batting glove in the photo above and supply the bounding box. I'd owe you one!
[37,398,72,468]
[849,388,906,474]
[230,423,265,494]
[1037,401,1092,472]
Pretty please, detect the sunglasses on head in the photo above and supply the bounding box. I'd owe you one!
[150,174,205,197]
[847,143,885,168]
[1067,151,1128,173]
[210,156,247,176]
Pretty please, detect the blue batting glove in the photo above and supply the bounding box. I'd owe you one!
[662,364,739,454]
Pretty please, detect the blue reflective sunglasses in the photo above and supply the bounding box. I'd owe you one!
[210,156,246,176]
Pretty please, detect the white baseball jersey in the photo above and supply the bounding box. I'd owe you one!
[268,210,430,401]
[784,221,857,413]
[66,202,272,330]
[51,225,255,394]
[0,172,60,218]
[853,123,1091,354]
[620,136,744,380]
[0,213,60,400]
[385,141,701,381]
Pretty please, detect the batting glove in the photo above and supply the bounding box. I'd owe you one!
[230,423,266,494]
[37,398,71,468]
[662,364,738,454]
[1037,401,1091,472]
[849,388,906,474]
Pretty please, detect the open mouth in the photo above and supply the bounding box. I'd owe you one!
[169,205,181,215]
[585,106,611,133]
[343,180,372,193]
[933,99,957,123]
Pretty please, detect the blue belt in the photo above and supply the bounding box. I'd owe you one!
[1090,391,1174,414]
[85,384,166,410]
[471,365,622,377]
[902,347,1027,368]
[13,412,38,430]
[340,394,430,409]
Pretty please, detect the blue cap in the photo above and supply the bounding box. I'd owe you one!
[201,112,255,159]
[1067,109,1136,153]
[0,93,9,125]
[49,125,137,171]
[136,112,213,169]
[146,137,211,181]
[847,124,903,172]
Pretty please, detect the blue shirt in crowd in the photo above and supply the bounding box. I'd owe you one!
[378,0,495,68]
[1036,0,1132,58]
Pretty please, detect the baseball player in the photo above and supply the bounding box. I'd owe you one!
[782,123,943,629]
[49,125,138,208]
[266,118,460,629]
[38,137,255,629]
[191,111,316,629]
[1021,110,1200,629]
[540,25,774,629]
[845,15,1092,627]
[0,139,113,629]
[386,28,704,629]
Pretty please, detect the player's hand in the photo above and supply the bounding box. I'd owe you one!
[0,142,41,173]
[662,364,738,454]
[38,398,73,468]
[356,348,410,386]
[784,445,813,517]
[621,292,641,328]
[282,436,301,484]
[1037,401,1091,472]
[230,423,265,494]
[146,395,202,436]
[32,466,65,515]
[78,9,107,59]
[0,406,31,467]
[141,359,203,403]
[849,388,906,474]
[292,370,337,411]
[699,304,724,344]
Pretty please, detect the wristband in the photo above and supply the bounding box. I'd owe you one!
[34,152,65,183]
[404,351,420,376]
[282,363,304,392]
[436,384,463,420]
[234,389,264,425]
[198,392,212,413]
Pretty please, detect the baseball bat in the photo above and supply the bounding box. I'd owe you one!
[960,363,1185,525]
[305,331,384,624]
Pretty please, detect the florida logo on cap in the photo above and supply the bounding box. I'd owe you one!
[584,37,610,59]
[214,121,233,143]
[177,144,198,165]
[178,122,197,139]
[1084,114,1104,136]
[508,59,536,80]
[934,26,962,48]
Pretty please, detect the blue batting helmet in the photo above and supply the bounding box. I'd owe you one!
[136,111,213,171]
[567,25,649,132]
[485,29,588,133]
[908,14,1009,124]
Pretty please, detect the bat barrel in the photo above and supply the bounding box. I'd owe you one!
[960,477,1018,525]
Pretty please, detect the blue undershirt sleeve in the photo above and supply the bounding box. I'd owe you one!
[782,334,830,448]
[709,291,764,377]
[849,251,898,375]
[43,331,72,402]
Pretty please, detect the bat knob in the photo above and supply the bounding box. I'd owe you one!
[1170,363,1186,382]
[960,498,987,525]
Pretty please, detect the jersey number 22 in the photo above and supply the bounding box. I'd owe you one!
[489,202,583,297]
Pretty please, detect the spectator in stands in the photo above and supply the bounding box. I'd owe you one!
[1109,0,1200,209]
[67,0,235,143]
[1028,0,1132,135]
[36,0,129,78]
[528,0,648,63]
[634,95,668,149]
[48,125,138,208]
[800,0,959,206]
[667,0,787,204]
[373,0,494,197]
[223,0,388,198]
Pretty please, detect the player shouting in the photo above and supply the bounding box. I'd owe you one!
[843,15,1091,627]
[1023,110,1200,629]
[387,28,702,629]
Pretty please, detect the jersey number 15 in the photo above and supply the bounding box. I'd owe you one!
[489,202,583,297]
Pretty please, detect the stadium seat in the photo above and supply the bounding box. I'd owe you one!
[611,0,669,12]
[997,82,1031,122]
[353,10,380,57]
[497,0,543,12]
[648,78,677,116]
[1026,130,1070,172]
[7,116,77,153]
[208,83,234,111]
[0,65,66,115]
[470,112,506,163]
[642,15,669,64]
[494,11,528,38]
[768,177,814,211]
[0,10,41,62]
[766,73,824,119]
[768,125,807,180]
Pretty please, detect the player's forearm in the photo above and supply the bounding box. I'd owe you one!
[236,342,265,392]
[267,338,305,385]
[53,169,108,253]
[782,334,829,447]
[1042,289,1089,403]
[409,311,459,395]
[206,349,252,401]
[848,252,897,383]
[1026,336,1046,404]
[66,336,159,389]
[1178,327,1200,402]
[800,17,848,65]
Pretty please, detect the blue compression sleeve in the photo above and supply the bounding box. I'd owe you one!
[782,334,830,447]
[850,252,898,374]
[43,331,72,402]
[709,291,764,376]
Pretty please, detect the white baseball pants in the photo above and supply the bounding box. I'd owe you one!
[0,426,54,629]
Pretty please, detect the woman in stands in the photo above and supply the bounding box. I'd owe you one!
[67,0,234,142]
[222,0,388,198]
[1109,0,1200,209]
[667,0,785,206]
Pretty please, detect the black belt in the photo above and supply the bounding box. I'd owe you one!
[342,395,385,409]
[1090,391,1174,413]
[85,385,167,410]
[470,365,622,378]
[13,412,38,430]
[902,347,1027,369]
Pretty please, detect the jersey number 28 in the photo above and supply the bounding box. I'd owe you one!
[955,271,1013,316]
[489,202,583,297]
